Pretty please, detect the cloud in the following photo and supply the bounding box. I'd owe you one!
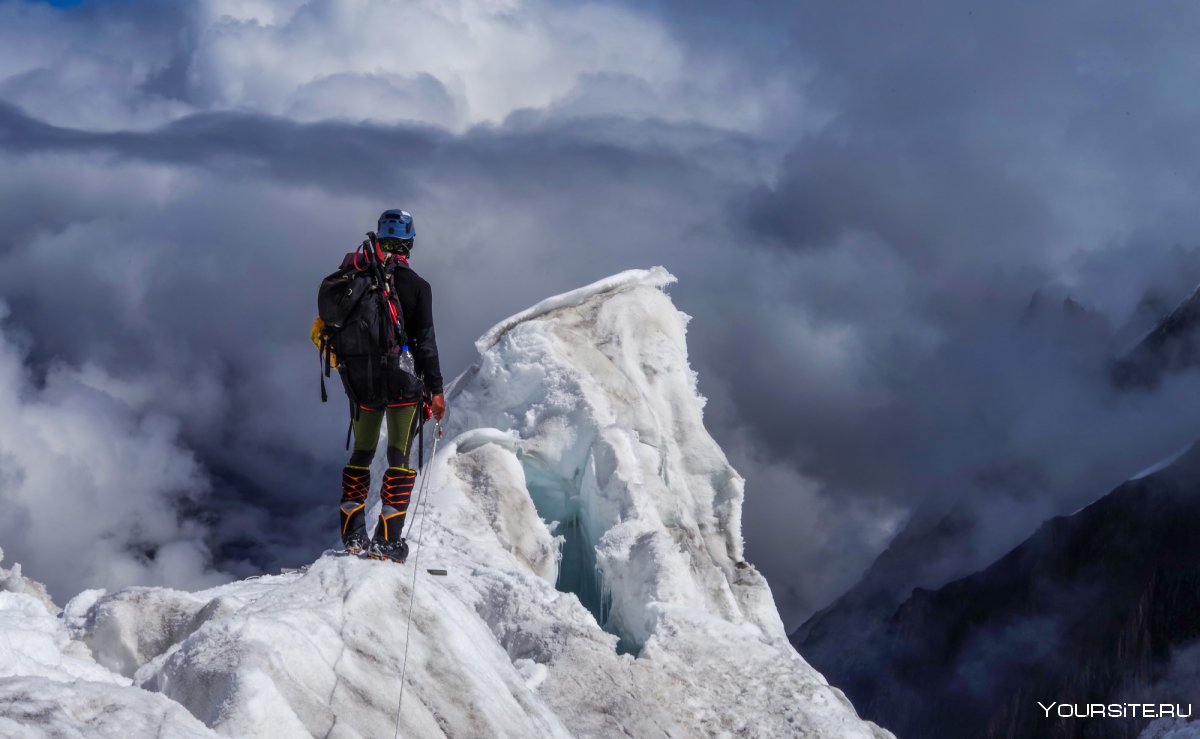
[0,302,227,599]
[781,0,1200,261]
[684,0,1200,620]
[3,0,769,133]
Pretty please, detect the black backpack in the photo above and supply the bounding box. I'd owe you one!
[317,253,422,410]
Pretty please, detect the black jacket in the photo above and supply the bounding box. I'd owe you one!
[390,261,444,396]
[339,252,444,396]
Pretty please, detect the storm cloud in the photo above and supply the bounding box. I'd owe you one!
[2,0,1200,627]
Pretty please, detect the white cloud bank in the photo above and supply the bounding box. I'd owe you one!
[1,0,784,133]
[0,303,227,598]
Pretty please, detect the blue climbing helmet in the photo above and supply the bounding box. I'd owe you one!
[377,209,415,253]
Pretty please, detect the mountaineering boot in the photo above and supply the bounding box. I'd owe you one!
[371,537,409,564]
[369,466,415,563]
[340,464,371,553]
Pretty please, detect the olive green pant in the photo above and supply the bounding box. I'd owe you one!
[350,403,419,468]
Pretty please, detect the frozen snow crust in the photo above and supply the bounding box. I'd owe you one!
[0,270,891,738]
[0,548,217,738]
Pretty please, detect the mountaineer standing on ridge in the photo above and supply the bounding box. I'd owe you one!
[311,209,446,563]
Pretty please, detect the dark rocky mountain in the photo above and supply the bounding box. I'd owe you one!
[793,508,977,682]
[1022,290,1114,346]
[1113,285,1200,389]
[795,442,1200,739]
[1111,292,1176,356]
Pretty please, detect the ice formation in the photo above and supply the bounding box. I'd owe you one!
[0,269,890,738]
[0,547,217,738]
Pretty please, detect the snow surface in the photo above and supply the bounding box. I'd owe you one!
[0,548,218,738]
[0,269,890,738]
[1129,442,1195,481]
[1062,442,1196,517]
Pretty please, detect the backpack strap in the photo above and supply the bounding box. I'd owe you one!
[319,340,331,403]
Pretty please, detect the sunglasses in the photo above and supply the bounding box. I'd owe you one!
[379,237,414,253]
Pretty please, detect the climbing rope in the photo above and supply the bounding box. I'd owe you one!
[393,422,442,739]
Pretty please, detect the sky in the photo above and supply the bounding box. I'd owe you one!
[2,0,1200,628]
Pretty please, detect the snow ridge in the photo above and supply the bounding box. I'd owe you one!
[474,266,676,352]
[0,270,890,738]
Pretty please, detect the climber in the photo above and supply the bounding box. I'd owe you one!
[311,209,446,563]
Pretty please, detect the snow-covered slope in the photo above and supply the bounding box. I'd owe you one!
[0,269,890,738]
[0,548,217,738]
